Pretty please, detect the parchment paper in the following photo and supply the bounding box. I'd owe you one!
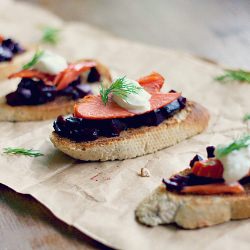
[0,1,250,249]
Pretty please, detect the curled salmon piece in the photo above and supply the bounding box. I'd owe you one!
[181,183,244,195]
[74,72,181,119]
[54,61,96,90]
[137,72,165,93]
[192,159,224,179]
[0,35,4,43]
[8,70,55,86]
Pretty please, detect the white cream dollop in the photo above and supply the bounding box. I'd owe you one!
[33,51,68,75]
[215,145,250,183]
[112,78,151,114]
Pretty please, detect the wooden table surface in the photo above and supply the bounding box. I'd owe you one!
[0,184,110,250]
[24,0,250,68]
[2,0,250,249]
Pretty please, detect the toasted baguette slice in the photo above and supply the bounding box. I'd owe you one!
[0,46,36,81]
[50,101,209,161]
[136,169,250,229]
[0,59,111,121]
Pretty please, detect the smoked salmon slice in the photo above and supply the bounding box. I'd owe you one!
[181,183,244,195]
[74,72,181,119]
[0,35,4,43]
[192,159,224,179]
[137,72,165,93]
[54,61,97,90]
[74,92,180,119]
[8,70,55,86]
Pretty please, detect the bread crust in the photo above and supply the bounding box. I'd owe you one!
[0,46,36,81]
[135,169,250,229]
[0,59,111,121]
[50,101,210,161]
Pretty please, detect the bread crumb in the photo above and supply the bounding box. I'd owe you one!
[138,168,151,177]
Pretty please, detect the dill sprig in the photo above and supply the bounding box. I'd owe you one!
[41,26,60,45]
[215,134,250,158]
[3,147,44,157]
[243,114,250,122]
[215,69,250,83]
[22,49,44,70]
[99,76,143,105]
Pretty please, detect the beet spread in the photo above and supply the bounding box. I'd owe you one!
[87,67,101,83]
[6,67,100,106]
[53,95,186,142]
[0,38,24,62]
[163,174,224,192]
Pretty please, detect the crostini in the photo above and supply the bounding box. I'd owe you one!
[0,34,35,80]
[0,50,111,121]
[50,72,209,161]
[136,135,250,229]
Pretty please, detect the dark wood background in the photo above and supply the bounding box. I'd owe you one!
[23,0,250,68]
[1,0,250,249]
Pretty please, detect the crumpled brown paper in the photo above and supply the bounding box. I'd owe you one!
[0,1,249,249]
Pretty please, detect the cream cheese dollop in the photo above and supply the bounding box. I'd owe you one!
[215,145,250,183]
[112,77,151,114]
[33,51,68,75]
